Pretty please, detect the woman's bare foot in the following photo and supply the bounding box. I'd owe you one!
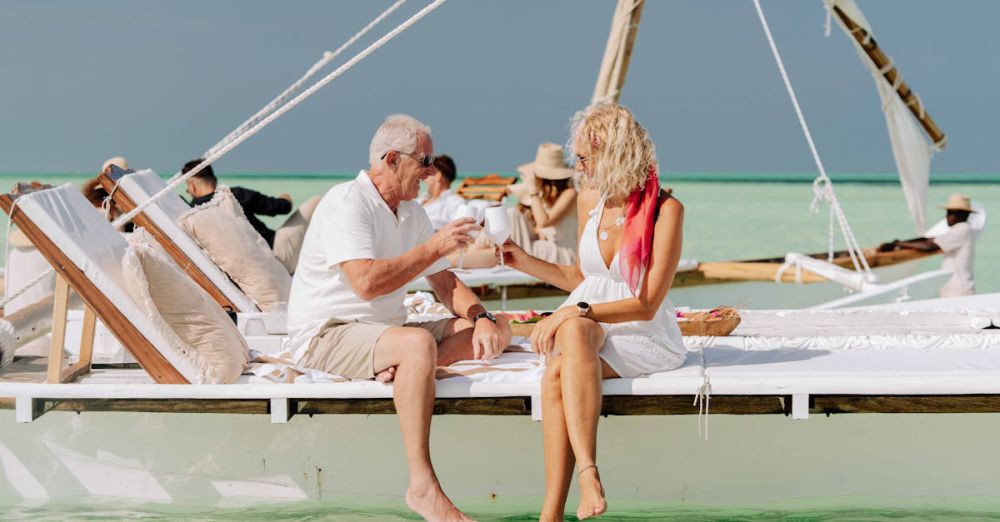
[405,481,474,522]
[375,366,397,383]
[538,510,565,521]
[576,466,606,520]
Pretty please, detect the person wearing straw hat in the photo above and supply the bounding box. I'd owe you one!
[506,142,579,264]
[890,193,977,298]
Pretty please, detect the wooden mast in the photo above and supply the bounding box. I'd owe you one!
[831,5,947,149]
[592,0,645,105]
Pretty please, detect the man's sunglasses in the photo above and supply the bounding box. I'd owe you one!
[381,150,432,168]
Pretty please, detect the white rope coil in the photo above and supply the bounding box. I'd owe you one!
[753,0,872,276]
[113,0,448,229]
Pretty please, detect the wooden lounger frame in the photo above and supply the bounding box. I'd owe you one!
[97,170,239,311]
[0,194,190,384]
[455,173,516,202]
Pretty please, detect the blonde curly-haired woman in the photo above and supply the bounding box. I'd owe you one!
[500,104,686,520]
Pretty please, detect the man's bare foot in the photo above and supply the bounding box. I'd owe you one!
[405,481,473,522]
[375,366,397,383]
[576,466,606,520]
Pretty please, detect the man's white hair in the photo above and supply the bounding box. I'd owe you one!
[369,114,432,165]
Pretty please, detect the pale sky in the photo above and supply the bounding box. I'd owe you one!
[0,1,996,175]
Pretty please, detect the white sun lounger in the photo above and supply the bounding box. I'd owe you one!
[99,168,258,313]
[1,184,215,384]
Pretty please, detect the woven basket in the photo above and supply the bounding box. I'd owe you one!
[677,307,741,337]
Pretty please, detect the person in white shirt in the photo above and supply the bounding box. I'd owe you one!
[885,193,977,298]
[419,154,466,230]
[287,114,510,522]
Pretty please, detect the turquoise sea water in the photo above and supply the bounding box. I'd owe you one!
[3,172,996,293]
[6,502,1000,521]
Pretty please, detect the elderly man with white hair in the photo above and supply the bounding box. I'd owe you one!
[287,114,510,521]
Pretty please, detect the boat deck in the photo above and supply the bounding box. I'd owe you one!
[6,328,1000,423]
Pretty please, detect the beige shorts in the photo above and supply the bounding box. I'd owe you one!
[298,318,455,379]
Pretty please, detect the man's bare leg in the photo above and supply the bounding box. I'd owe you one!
[375,316,474,385]
[436,318,475,366]
[373,327,472,522]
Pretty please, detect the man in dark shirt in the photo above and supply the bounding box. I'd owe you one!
[182,159,293,248]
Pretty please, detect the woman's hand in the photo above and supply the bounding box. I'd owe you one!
[530,306,577,357]
[497,238,529,270]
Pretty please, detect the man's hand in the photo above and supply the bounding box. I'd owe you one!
[428,217,479,257]
[472,315,512,361]
[278,193,293,204]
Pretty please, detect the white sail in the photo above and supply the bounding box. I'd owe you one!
[826,0,934,234]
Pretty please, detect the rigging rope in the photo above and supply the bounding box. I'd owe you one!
[112,0,448,229]
[1,0,445,310]
[752,0,873,276]
[202,0,408,160]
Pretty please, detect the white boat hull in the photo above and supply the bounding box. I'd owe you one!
[3,409,1000,513]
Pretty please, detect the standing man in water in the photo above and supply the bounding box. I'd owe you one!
[287,114,511,521]
[885,193,978,298]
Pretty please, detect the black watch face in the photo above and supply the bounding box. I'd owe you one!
[577,301,590,309]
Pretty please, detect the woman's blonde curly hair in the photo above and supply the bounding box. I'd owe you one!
[570,103,657,200]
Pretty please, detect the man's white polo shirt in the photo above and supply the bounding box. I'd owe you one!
[286,170,450,360]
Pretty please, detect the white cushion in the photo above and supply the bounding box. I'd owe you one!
[116,170,258,312]
[178,187,291,312]
[122,240,249,384]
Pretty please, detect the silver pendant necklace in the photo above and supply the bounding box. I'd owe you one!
[599,214,626,241]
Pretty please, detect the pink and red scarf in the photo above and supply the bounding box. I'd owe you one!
[618,167,660,295]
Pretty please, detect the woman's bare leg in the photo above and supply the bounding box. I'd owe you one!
[540,356,574,521]
[555,317,615,520]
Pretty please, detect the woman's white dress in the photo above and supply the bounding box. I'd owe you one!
[559,198,687,377]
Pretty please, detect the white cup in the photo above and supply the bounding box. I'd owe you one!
[264,302,288,335]
[244,318,267,337]
[454,204,478,223]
